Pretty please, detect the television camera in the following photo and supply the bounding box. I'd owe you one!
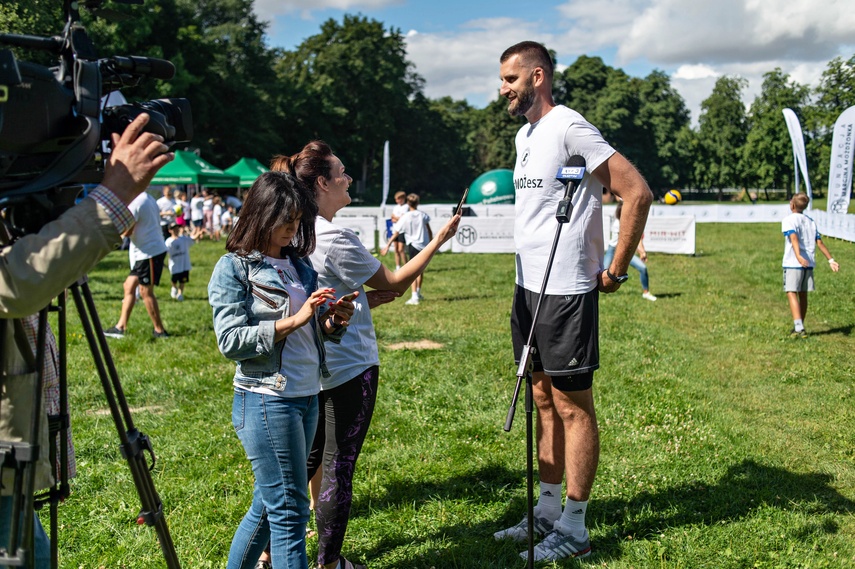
[0,0,192,236]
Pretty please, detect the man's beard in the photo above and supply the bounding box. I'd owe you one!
[507,77,535,117]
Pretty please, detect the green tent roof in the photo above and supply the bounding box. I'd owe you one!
[220,157,269,188]
[150,150,240,186]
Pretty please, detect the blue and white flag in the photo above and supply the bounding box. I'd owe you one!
[827,106,855,214]
[782,108,812,207]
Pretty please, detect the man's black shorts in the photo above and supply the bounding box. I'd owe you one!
[395,233,406,244]
[511,285,599,387]
[407,244,423,259]
[171,270,190,285]
[130,252,166,287]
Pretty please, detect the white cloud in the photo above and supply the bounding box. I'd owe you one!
[404,18,544,106]
[617,0,855,64]
[253,0,403,21]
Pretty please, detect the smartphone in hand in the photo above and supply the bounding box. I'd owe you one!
[454,187,470,216]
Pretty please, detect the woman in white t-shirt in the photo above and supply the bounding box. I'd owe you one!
[269,141,460,569]
[208,171,354,569]
[604,199,656,301]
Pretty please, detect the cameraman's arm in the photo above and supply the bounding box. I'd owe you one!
[0,114,173,317]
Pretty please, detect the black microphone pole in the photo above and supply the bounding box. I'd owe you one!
[504,155,586,567]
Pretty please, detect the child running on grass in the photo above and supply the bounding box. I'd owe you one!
[781,193,839,337]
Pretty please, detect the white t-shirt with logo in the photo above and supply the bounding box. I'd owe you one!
[310,216,383,390]
[265,255,321,397]
[165,235,194,274]
[127,193,168,265]
[190,196,205,221]
[156,196,176,227]
[513,105,615,295]
[392,210,431,251]
[782,211,819,268]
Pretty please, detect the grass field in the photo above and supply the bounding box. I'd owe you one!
[46,222,855,568]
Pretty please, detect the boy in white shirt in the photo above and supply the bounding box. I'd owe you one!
[165,223,195,301]
[380,193,432,305]
[781,193,839,337]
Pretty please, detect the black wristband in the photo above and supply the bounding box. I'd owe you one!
[606,269,629,284]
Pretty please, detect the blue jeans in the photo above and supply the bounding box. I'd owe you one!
[227,390,318,569]
[0,496,50,568]
[604,246,650,291]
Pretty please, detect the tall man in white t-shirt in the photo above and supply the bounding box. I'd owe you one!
[493,41,652,562]
[104,192,170,339]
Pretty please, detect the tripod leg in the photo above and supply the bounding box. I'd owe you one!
[68,281,182,568]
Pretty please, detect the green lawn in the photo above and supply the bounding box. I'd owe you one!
[48,223,855,568]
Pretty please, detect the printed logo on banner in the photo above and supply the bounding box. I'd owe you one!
[481,181,497,196]
[456,225,477,246]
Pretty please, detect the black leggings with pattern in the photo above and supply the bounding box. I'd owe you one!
[306,366,379,565]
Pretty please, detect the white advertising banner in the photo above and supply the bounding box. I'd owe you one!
[331,216,377,250]
[809,209,855,242]
[449,217,516,253]
[783,108,813,203]
[827,106,855,214]
[642,216,696,255]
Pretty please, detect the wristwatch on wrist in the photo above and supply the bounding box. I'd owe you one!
[606,269,629,284]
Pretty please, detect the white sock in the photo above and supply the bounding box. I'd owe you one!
[395,265,401,270]
[535,481,563,520]
[557,499,588,540]
[794,318,804,332]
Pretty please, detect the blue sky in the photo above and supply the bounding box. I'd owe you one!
[254,0,855,125]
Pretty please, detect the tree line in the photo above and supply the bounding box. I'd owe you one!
[3,0,854,202]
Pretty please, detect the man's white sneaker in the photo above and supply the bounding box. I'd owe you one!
[519,524,592,561]
[405,296,419,306]
[494,514,554,542]
[642,292,657,302]
[171,287,178,299]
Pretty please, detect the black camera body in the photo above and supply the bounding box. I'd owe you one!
[0,0,192,234]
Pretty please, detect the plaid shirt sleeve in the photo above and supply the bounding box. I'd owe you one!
[87,185,135,234]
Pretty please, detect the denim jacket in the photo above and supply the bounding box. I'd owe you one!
[208,250,344,391]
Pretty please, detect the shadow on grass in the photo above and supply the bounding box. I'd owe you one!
[811,324,853,337]
[352,459,855,567]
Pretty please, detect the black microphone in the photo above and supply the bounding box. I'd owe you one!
[105,56,175,80]
[554,155,587,223]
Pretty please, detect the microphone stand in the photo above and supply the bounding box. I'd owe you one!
[504,172,579,568]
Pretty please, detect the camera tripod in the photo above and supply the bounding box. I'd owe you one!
[0,277,181,568]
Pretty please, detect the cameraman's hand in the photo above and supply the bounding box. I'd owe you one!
[102,113,174,205]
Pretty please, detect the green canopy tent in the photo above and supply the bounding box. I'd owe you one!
[218,157,269,188]
[150,150,240,187]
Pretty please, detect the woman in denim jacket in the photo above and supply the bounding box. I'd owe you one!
[270,143,460,569]
[208,171,355,569]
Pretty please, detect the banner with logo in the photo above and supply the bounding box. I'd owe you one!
[641,216,696,255]
[782,108,812,203]
[449,217,516,253]
[331,216,377,250]
[827,106,855,214]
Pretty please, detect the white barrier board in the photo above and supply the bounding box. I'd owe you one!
[330,216,377,250]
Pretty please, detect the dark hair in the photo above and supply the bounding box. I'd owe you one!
[500,41,554,81]
[225,171,317,258]
[270,140,334,192]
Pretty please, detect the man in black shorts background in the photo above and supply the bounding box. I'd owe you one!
[494,41,652,562]
[104,190,170,339]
